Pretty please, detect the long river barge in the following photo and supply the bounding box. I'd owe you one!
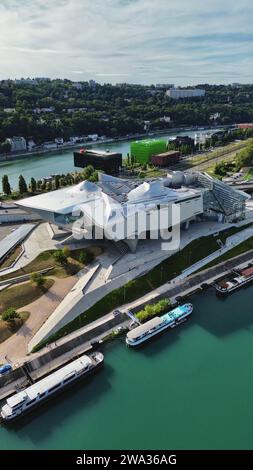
[0,352,103,422]
[126,303,193,347]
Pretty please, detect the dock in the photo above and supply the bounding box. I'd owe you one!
[0,311,129,402]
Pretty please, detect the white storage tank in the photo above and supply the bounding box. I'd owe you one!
[166,171,184,187]
[183,172,196,186]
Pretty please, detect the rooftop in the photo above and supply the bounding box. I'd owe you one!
[6,354,92,407]
[76,149,121,157]
[17,174,200,216]
[127,316,163,340]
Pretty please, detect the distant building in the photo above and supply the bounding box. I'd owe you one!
[156,84,174,89]
[74,149,122,175]
[35,77,51,82]
[159,116,171,123]
[72,82,83,90]
[43,141,58,150]
[69,136,84,143]
[210,112,220,121]
[55,137,64,145]
[231,83,242,88]
[143,120,151,131]
[3,108,16,113]
[33,107,55,114]
[6,136,27,152]
[89,80,97,87]
[173,136,195,148]
[87,134,99,141]
[131,139,167,165]
[27,139,36,151]
[212,131,227,141]
[66,107,87,113]
[194,132,211,146]
[151,151,180,167]
[166,88,205,99]
[237,123,253,129]
[14,78,38,85]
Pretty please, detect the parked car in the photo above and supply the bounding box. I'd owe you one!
[0,363,12,376]
[113,309,121,317]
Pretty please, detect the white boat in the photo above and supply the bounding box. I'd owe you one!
[126,303,193,347]
[0,352,103,422]
[215,266,253,295]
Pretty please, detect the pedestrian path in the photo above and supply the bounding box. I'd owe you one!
[177,226,253,280]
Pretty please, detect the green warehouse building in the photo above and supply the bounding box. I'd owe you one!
[130,139,167,165]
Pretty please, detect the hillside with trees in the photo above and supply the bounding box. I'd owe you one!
[1,80,253,147]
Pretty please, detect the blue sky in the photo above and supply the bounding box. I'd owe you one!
[0,0,253,85]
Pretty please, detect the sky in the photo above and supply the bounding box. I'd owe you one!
[0,0,253,85]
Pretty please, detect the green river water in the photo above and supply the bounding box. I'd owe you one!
[1,286,253,450]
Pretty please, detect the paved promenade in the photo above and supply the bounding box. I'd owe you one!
[0,275,77,361]
[122,248,253,312]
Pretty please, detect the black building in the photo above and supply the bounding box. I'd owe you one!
[74,149,122,175]
[174,136,195,148]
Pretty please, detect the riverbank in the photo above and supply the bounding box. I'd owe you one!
[0,126,226,190]
[0,125,226,163]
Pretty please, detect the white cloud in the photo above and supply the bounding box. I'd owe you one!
[0,0,252,84]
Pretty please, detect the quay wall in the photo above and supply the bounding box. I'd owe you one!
[27,311,126,373]
[0,312,126,397]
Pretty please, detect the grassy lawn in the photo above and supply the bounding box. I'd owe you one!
[0,278,54,313]
[142,168,167,178]
[188,140,248,166]
[197,236,253,272]
[0,311,30,344]
[243,168,253,181]
[175,140,250,173]
[0,246,103,282]
[0,245,23,269]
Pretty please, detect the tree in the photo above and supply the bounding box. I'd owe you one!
[53,249,67,264]
[2,307,20,323]
[79,251,87,264]
[214,161,227,177]
[18,174,28,194]
[88,170,98,182]
[46,181,52,191]
[235,142,253,170]
[0,141,11,154]
[86,250,95,263]
[2,174,11,195]
[55,175,60,189]
[30,177,36,193]
[83,165,94,179]
[63,246,70,258]
[30,272,46,288]
[40,181,46,191]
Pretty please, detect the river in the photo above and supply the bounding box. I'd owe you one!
[1,286,253,450]
[0,128,223,190]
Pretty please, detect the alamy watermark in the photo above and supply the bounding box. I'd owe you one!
[70,201,182,251]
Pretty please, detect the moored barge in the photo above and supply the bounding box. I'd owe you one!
[215,265,253,295]
[0,352,104,422]
[126,303,193,347]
